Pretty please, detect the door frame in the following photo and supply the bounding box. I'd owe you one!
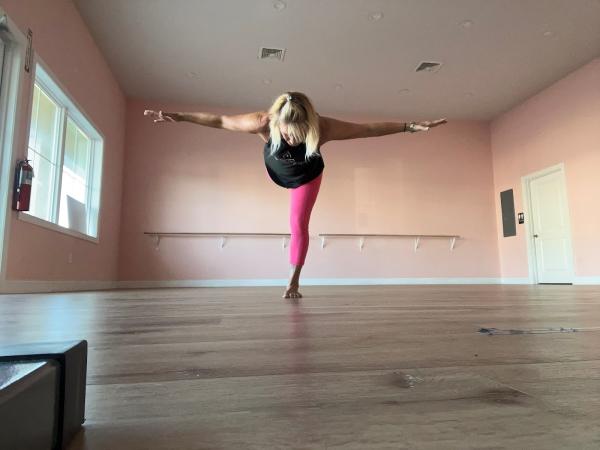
[521,162,575,284]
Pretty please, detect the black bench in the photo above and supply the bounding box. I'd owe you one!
[0,340,87,450]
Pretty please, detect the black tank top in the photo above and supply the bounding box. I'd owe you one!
[264,138,325,189]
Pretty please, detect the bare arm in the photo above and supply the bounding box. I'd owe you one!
[319,116,447,145]
[144,109,270,140]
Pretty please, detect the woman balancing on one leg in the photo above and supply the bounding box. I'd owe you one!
[144,92,447,299]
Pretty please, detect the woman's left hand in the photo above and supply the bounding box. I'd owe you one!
[410,118,447,132]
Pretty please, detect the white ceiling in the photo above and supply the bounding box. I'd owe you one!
[74,0,600,120]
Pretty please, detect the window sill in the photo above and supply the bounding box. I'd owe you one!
[17,211,99,244]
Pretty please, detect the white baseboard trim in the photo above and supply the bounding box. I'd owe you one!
[573,277,600,285]
[117,279,288,289]
[9,275,596,294]
[117,277,506,289]
[500,277,600,285]
[0,280,118,294]
[304,278,504,286]
[500,277,532,284]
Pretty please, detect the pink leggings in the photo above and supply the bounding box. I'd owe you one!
[289,173,322,265]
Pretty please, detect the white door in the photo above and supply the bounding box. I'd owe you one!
[529,169,574,283]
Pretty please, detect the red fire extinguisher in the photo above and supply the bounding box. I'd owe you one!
[12,159,34,211]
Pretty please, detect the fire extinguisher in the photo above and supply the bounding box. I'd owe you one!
[12,159,34,211]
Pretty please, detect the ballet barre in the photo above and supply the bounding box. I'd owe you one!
[317,233,460,252]
[144,232,291,250]
[145,232,460,252]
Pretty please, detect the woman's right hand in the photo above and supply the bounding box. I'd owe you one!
[143,110,180,123]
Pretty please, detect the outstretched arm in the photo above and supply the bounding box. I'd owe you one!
[319,116,447,145]
[144,109,270,140]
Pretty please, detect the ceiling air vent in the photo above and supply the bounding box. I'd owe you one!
[415,61,443,73]
[258,47,286,61]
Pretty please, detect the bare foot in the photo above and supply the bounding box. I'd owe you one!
[283,284,302,299]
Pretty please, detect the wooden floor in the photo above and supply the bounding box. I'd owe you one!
[2,285,600,449]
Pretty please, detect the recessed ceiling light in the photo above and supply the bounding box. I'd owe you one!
[262,78,272,85]
[460,20,474,28]
[368,11,383,22]
[273,1,286,11]
[543,30,554,37]
[334,83,343,91]
[398,89,410,95]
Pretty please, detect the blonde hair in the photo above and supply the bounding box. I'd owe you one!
[268,92,320,159]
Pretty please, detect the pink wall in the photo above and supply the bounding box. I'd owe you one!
[491,57,600,280]
[1,0,126,281]
[3,2,595,287]
[120,100,499,282]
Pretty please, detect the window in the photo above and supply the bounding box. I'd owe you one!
[25,63,103,240]
[1,11,30,277]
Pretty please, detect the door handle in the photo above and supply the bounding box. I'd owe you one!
[533,234,539,238]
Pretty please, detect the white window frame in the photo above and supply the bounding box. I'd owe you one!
[0,10,29,281]
[21,55,104,244]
